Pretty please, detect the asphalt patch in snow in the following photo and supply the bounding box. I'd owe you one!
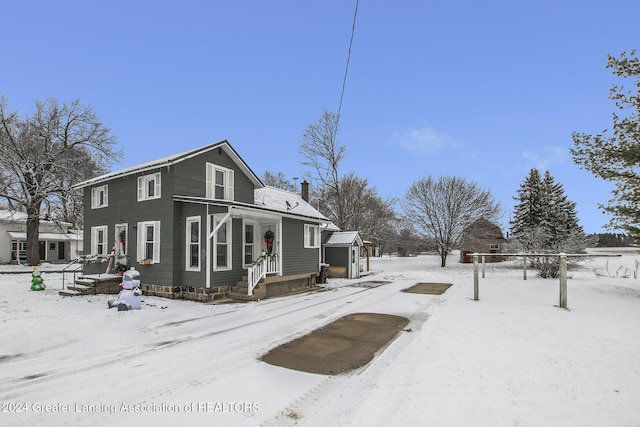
[402,282,453,295]
[349,280,391,288]
[261,312,409,375]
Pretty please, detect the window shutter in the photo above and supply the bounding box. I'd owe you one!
[152,222,161,262]
[137,177,143,201]
[315,226,321,248]
[154,173,161,198]
[103,186,108,206]
[137,222,144,261]
[205,163,214,199]
[91,189,97,208]
[227,169,234,201]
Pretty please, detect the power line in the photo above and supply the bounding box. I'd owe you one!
[337,0,359,122]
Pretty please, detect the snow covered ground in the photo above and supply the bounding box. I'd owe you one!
[1,250,639,427]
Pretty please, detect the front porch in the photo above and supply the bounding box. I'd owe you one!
[227,272,320,301]
[137,271,320,302]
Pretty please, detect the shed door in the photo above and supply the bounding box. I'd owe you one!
[351,247,359,278]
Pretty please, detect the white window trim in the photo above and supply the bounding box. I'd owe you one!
[213,214,232,271]
[137,221,161,263]
[91,225,108,255]
[91,185,108,209]
[243,221,255,267]
[304,224,321,249]
[206,163,235,201]
[186,216,201,271]
[115,223,128,256]
[137,172,161,201]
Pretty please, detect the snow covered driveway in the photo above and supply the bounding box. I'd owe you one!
[2,253,640,426]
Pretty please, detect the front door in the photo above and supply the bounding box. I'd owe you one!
[260,224,278,255]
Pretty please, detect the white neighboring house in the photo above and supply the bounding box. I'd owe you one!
[0,210,83,264]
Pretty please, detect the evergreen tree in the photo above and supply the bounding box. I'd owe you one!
[541,170,582,240]
[511,168,544,250]
[510,169,590,277]
[571,51,640,238]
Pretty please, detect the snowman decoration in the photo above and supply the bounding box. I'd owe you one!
[108,267,142,311]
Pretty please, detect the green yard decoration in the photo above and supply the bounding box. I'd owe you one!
[30,268,46,291]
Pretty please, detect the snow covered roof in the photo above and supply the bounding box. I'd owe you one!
[0,210,72,227]
[253,186,328,221]
[8,231,82,241]
[73,140,263,189]
[324,231,363,246]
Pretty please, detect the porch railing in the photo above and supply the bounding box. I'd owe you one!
[247,254,278,296]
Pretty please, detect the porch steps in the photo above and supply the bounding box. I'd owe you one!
[58,275,123,297]
[226,277,265,301]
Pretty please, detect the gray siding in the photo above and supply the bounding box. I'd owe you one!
[81,146,322,290]
[172,202,207,288]
[281,217,320,275]
[82,168,174,285]
[172,149,255,204]
[325,247,349,268]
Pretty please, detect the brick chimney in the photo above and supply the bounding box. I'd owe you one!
[301,180,309,202]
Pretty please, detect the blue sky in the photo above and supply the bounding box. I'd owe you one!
[3,0,639,233]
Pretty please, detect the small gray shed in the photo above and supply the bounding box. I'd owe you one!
[322,231,364,279]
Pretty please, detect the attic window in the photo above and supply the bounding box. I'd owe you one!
[206,163,234,201]
[91,185,108,209]
[137,173,161,201]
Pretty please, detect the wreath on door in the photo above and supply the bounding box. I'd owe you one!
[264,230,275,254]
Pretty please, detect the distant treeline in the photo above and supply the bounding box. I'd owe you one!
[588,233,636,247]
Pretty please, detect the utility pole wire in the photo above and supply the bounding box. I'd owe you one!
[337,0,359,123]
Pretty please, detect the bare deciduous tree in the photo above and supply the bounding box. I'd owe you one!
[0,96,122,265]
[319,172,395,237]
[402,176,501,267]
[261,171,297,192]
[299,110,396,239]
[299,109,344,190]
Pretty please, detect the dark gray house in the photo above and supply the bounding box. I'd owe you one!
[74,141,329,300]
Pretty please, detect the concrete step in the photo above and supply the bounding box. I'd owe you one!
[226,290,258,301]
[66,284,96,295]
[59,289,83,297]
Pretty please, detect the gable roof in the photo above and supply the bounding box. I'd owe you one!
[462,218,505,240]
[324,231,363,246]
[73,140,263,189]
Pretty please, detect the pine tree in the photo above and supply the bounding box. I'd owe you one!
[509,169,590,277]
[571,51,640,238]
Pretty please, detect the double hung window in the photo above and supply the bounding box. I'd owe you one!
[91,225,108,255]
[137,221,160,263]
[186,216,201,271]
[91,185,108,208]
[304,224,321,248]
[212,215,232,270]
[137,173,161,201]
[206,163,234,201]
